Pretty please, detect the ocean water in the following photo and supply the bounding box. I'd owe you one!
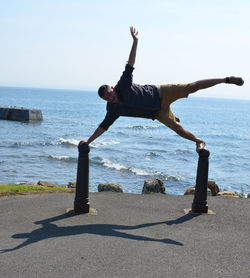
[0,86,249,195]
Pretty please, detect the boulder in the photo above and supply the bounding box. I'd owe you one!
[207,180,220,196]
[98,183,123,193]
[217,191,239,198]
[142,178,165,194]
[184,186,212,196]
[184,186,195,195]
[37,180,57,187]
[67,182,76,188]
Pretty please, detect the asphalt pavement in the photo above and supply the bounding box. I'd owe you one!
[0,192,249,278]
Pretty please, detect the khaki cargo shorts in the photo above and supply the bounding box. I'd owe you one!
[155,84,192,129]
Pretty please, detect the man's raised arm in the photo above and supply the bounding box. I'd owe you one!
[128,26,138,67]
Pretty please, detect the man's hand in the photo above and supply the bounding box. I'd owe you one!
[128,27,138,67]
[78,140,88,147]
[78,127,106,148]
[130,26,138,41]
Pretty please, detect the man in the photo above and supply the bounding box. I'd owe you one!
[79,27,244,152]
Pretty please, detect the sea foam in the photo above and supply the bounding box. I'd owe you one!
[59,138,79,146]
[91,156,181,179]
[90,139,120,148]
[128,124,160,129]
[48,155,77,161]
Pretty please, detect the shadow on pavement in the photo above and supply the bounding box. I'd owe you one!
[1,212,199,253]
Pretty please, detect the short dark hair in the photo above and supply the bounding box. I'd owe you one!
[98,85,109,98]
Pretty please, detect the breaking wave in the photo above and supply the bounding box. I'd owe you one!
[91,156,151,176]
[173,149,193,155]
[90,156,183,180]
[90,139,120,148]
[58,138,79,146]
[10,141,34,147]
[48,155,77,162]
[9,138,120,149]
[41,138,120,148]
[127,124,160,129]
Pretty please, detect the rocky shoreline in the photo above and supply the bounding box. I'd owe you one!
[1,178,248,198]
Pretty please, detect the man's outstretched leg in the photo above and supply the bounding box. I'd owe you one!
[188,76,244,93]
[156,76,244,152]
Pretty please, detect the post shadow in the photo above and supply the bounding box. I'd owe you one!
[1,212,200,253]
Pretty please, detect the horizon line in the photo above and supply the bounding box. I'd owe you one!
[0,84,249,102]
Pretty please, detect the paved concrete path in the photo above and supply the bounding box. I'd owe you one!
[0,193,249,278]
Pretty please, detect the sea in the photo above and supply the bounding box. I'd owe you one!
[0,86,250,196]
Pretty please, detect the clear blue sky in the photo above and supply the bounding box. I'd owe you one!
[0,0,249,99]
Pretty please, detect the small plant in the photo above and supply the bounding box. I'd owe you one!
[0,184,74,197]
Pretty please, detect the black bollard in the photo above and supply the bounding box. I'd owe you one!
[74,143,90,214]
[192,149,210,213]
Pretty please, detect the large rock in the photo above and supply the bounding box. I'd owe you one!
[217,191,239,198]
[208,180,220,196]
[184,186,195,195]
[142,178,165,194]
[37,180,57,187]
[98,183,123,193]
[184,180,219,196]
[184,186,212,196]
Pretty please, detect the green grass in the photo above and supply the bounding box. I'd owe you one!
[0,184,74,196]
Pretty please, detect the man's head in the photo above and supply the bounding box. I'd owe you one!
[98,85,118,103]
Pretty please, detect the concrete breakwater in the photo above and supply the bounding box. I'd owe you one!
[0,106,43,122]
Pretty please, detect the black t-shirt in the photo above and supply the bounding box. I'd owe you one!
[99,64,161,130]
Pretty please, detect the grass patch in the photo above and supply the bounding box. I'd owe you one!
[0,184,75,197]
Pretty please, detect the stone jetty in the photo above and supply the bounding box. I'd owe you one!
[0,106,43,122]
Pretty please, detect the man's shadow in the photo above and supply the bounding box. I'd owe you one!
[1,212,200,253]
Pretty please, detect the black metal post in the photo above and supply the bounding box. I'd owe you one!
[192,149,210,213]
[74,143,90,214]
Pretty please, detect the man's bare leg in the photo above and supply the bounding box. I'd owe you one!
[169,121,206,152]
[188,76,244,93]
[170,121,203,143]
